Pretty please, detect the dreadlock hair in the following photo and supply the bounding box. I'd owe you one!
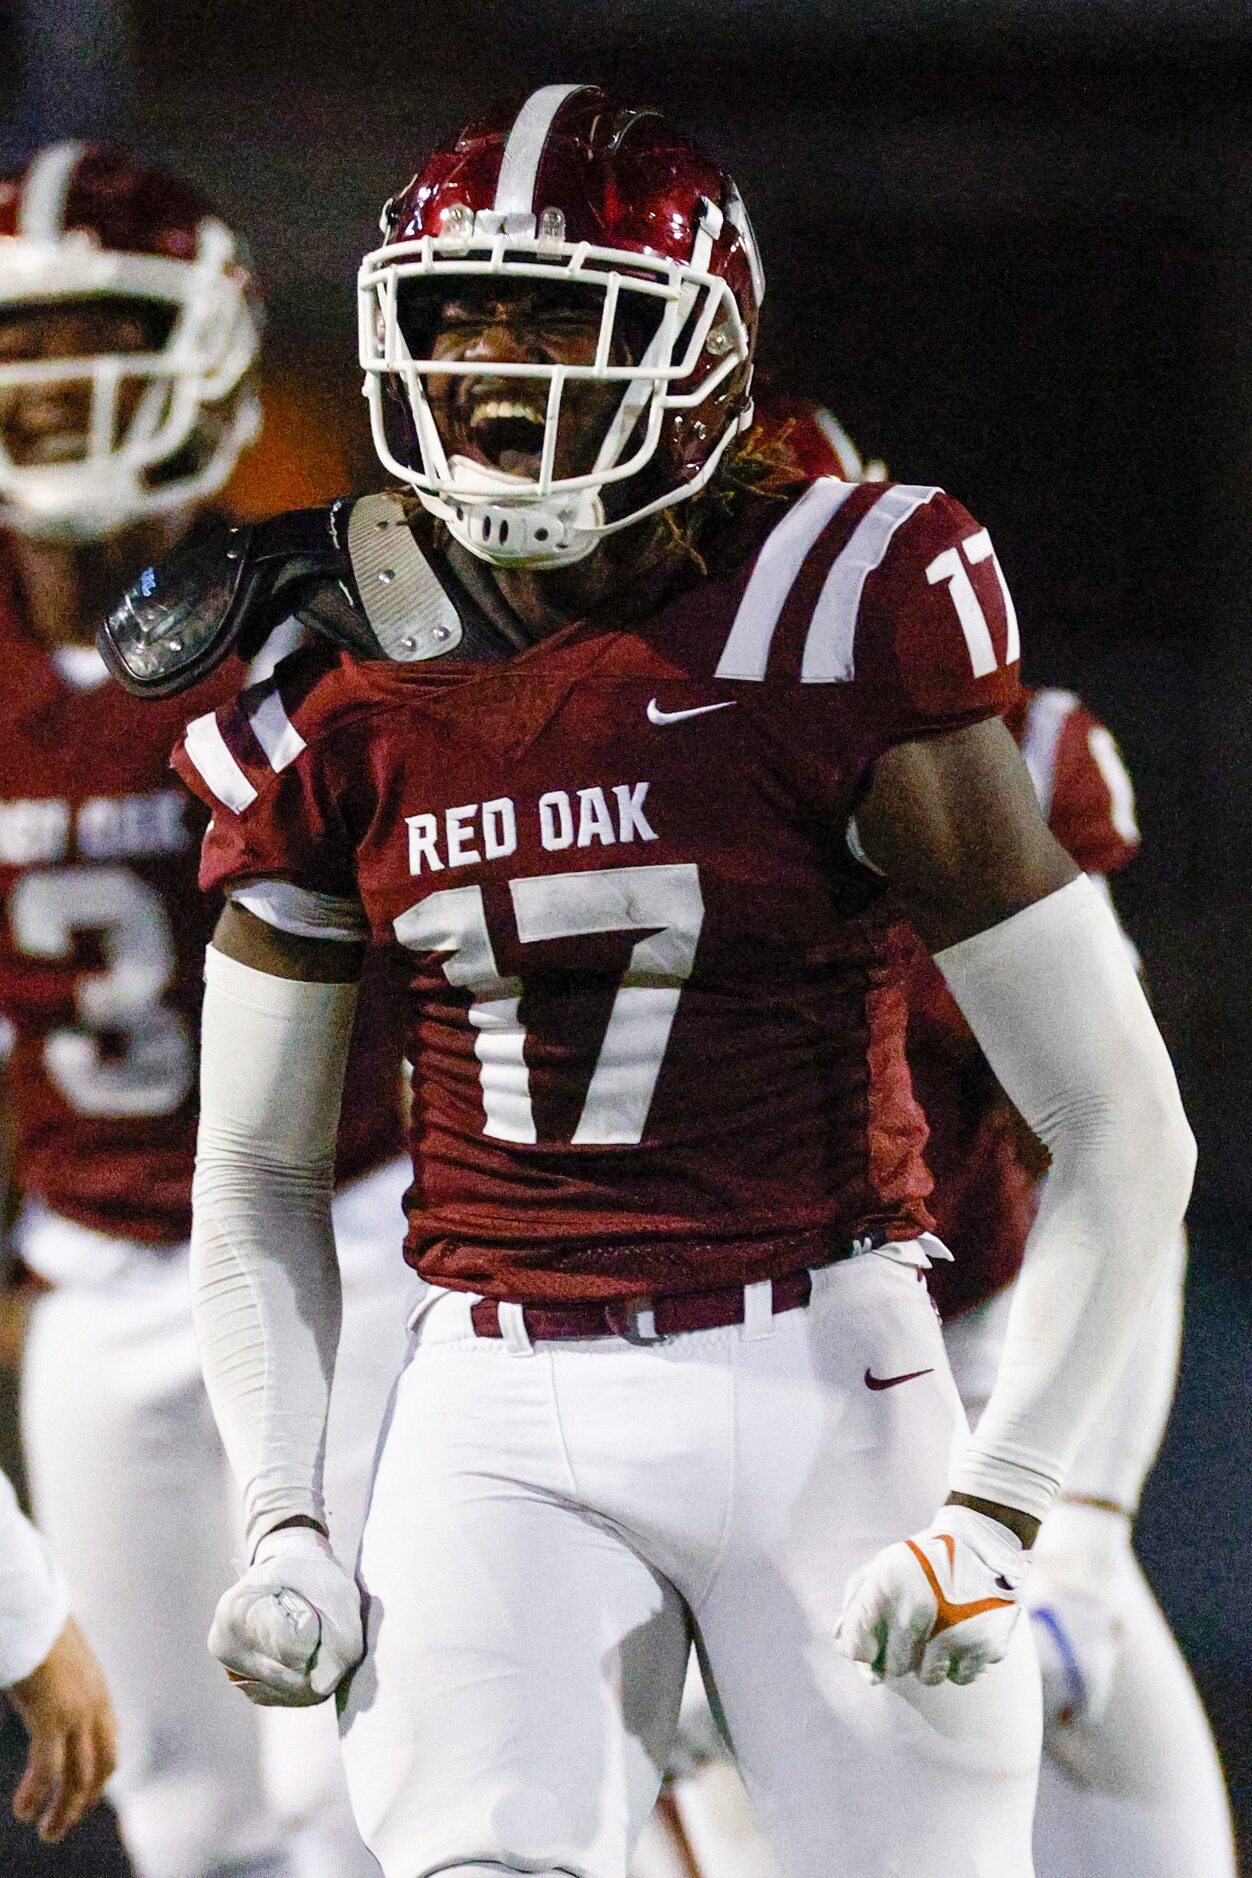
[662,410,812,574]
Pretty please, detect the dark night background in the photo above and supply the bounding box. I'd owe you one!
[1,0,1250,1869]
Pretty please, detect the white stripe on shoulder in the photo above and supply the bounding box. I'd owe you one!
[1019,687,1079,819]
[228,881,369,942]
[714,479,859,681]
[1087,724,1140,844]
[245,683,307,774]
[17,142,85,240]
[813,408,864,479]
[184,713,258,814]
[494,84,590,215]
[801,483,941,683]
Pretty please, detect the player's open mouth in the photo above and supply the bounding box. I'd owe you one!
[466,398,547,477]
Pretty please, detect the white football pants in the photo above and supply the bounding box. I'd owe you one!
[641,1277,1237,1878]
[340,1249,1042,1878]
[19,1158,420,1878]
[945,1287,1237,1878]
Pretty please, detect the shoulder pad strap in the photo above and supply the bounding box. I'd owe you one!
[342,492,517,663]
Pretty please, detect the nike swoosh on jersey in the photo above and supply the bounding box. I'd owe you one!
[646,698,737,725]
[864,1367,935,1390]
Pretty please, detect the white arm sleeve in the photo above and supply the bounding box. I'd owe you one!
[0,1469,68,1688]
[936,875,1196,1522]
[192,945,359,1559]
[1060,1222,1185,1517]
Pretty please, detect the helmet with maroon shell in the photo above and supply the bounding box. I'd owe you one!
[0,143,260,542]
[358,83,765,568]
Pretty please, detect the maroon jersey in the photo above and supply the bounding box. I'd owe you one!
[0,548,402,1247]
[910,687,1140,1319]
[175,479,1022,1303]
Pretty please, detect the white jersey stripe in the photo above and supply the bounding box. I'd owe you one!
[714,478,858,681]
[801,483,941,683]
[494,84,590,215]
[1019,687,1079,819]
[1087,724,1140,844]
[246,684,307,774]
[813,407,864,480]
[17,142,85,240]
[183,712,258,814]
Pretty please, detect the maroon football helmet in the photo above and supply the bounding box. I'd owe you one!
[358,84,765,567]
[0,143,260,541]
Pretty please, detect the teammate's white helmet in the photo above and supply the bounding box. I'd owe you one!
[0,143,261,543]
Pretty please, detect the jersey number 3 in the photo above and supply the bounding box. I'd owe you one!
[8,867,194,1118]
[395,862,705,1146]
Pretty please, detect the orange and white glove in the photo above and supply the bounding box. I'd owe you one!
[835,1505,1028,1686]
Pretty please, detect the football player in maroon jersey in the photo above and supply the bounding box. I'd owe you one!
[117,89,1194,1878]
[0,145,416,1878]
[780,401,1233,1878]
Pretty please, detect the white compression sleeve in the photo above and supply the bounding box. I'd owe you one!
[935,875,1196,1523]
[192,946,359,1559]
[1061,1222,1186,1517]
[0,1467,68,1688]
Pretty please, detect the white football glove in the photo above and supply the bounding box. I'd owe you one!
[836,1504,1028,1686]
[1026,1499,1129,1727]
[208,1528,364,1707]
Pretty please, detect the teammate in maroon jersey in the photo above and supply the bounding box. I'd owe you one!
[925,690,1235,1877]
[0,145,415,1878]
[116,89,1193,1877]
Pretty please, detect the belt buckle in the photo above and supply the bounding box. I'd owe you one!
[607,1295,668,1346]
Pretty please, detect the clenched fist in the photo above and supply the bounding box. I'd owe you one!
[209,1527,364,1707]
[836,1504,1028,1686]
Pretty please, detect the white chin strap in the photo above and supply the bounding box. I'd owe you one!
[424,455,606,569]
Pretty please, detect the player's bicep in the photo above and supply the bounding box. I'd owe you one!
[857,717,1079,952]
[212,903,364,985]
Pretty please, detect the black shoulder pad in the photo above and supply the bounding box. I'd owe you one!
[97,493,517,698]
